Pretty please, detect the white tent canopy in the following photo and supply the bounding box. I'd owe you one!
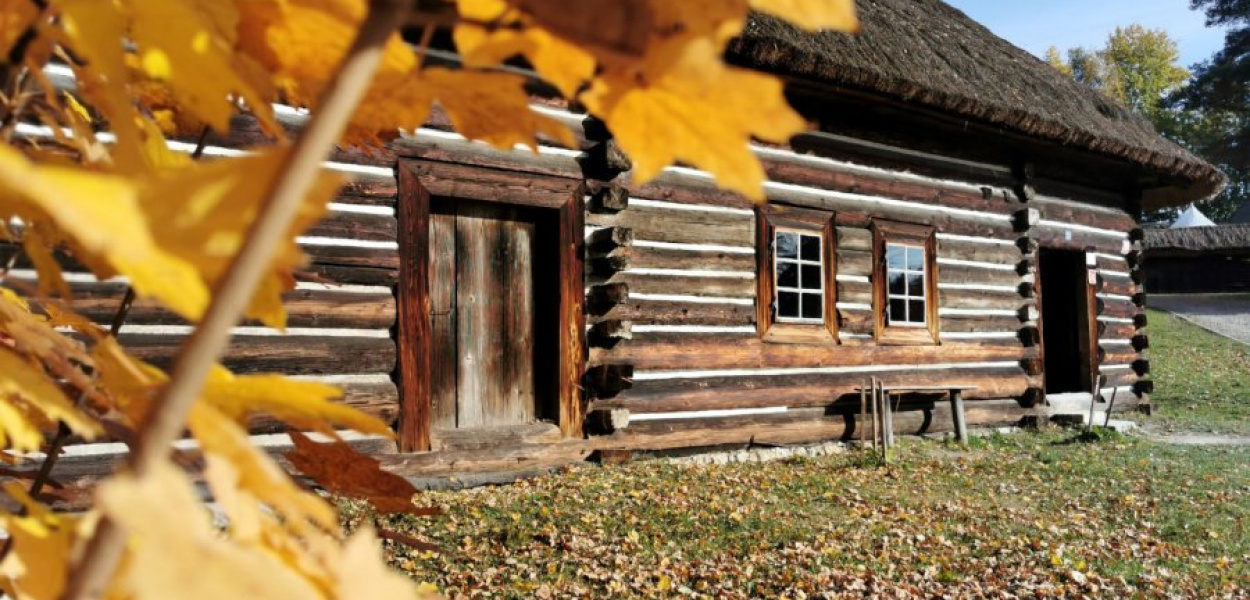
[1171,205,1216,229]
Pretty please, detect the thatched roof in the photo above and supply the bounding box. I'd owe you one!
[729,0,1225,206]
[1145,225,1250,253]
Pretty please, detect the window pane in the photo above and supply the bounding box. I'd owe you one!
[907,273,924,296]
[775,232,798,259]
[801,264,822,291]
[800,234,821,262]
[802,293,823,319]
[777,262,797,288]
[889,298,907,323]
[886,245,905,268]
[907,246,925,271]
[908,300,926,323]
[888,271,906,295]
[778,291,799,318]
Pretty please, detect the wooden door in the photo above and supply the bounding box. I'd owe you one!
[429,199,542,429]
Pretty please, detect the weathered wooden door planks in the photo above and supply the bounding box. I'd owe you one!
[429,200,542,429]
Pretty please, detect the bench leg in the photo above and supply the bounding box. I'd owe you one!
[950,389,968,444]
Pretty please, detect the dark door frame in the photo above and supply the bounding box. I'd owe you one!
[1035,247,1100,395]
[395,159,586,452]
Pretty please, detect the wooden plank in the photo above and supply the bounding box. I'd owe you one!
[298,263,397,286]
[396,163,432,452]
[1033,198,1136,232]
[304,244,398,270]
[591,299,754,326]
[934,264,1025,287]
[586,203,753,247]
[625,246,754,272]
[595,374,1032,413]
[405,159,582,209]
[305,211,396,243]
[64,284,396,330]
[455,204,501,426]
[939,316,1023,333]
[937,241,1023,264]
[557,191,587,437]
[120,334,396,375]
[760,155,1017,216]
[609,367,1030,410]
[599,412,850,451]
[392,131,584,181]
[595,272,755,298]
[939,288,1026,311]
[591,338,1024,370]
[429,207,458,429]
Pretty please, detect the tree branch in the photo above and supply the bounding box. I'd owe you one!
[57,1,411,599]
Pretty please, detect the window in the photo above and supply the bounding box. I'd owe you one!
[756,206,837,343]
[885,243,927,327]
[872,220,938,344]
[774,230,825,323]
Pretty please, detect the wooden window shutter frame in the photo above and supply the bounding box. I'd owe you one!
[871,219,940,346]
[755,204,839,345]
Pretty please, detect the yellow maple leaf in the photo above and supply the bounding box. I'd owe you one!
[128,0,277,134]
[98,458,323,600]
[204,370,394,438]
[336,526,441,600]
[20,224,70,299]
[354,67,575,149]
[748,0,859,32]
[0,145,339,329]
[0,484,89,600]
[582,43,805,200]
[133,149,341,328]
[237,0,572,149]
[188,403,339,534]
[0,289,96,396]
[454,0,596,98]
[93,336,391,440]
[0,345,99,454]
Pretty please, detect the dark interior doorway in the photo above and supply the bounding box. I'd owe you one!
[427,198,560,429]
[1038,249,1094,394]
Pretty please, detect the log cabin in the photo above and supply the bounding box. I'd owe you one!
[7,0,1226,485]
[1144,225,1250,293]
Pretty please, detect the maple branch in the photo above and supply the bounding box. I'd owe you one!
[27,287,135,500]
[58,1,411,598]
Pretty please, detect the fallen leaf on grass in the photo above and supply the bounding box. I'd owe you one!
[286,431,440,517]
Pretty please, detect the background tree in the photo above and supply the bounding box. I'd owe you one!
[1049,22,1244,222]
[1170,0,1249,221]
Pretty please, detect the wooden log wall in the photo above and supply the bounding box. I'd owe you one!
[585,144,1051,436]
[12,95,1149,456]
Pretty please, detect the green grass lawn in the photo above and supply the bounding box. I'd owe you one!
[356,433,1248,599]
[1143,309,1250,434]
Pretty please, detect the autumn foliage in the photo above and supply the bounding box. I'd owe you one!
[0,1,856,599]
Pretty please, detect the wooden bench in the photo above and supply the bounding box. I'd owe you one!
[855,385,977,445]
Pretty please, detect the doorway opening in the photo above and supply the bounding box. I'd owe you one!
[427,197,560,430]
[1038,249,1095,394]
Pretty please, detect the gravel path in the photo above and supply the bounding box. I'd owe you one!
[1150,293,1250,344]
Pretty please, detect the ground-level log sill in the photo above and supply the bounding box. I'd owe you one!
[3,395,1143,511]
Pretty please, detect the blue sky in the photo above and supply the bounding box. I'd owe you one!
[946,0,1229,67]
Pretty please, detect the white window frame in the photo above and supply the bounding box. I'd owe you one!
[885,242,927,328]
[773,228,825,325]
